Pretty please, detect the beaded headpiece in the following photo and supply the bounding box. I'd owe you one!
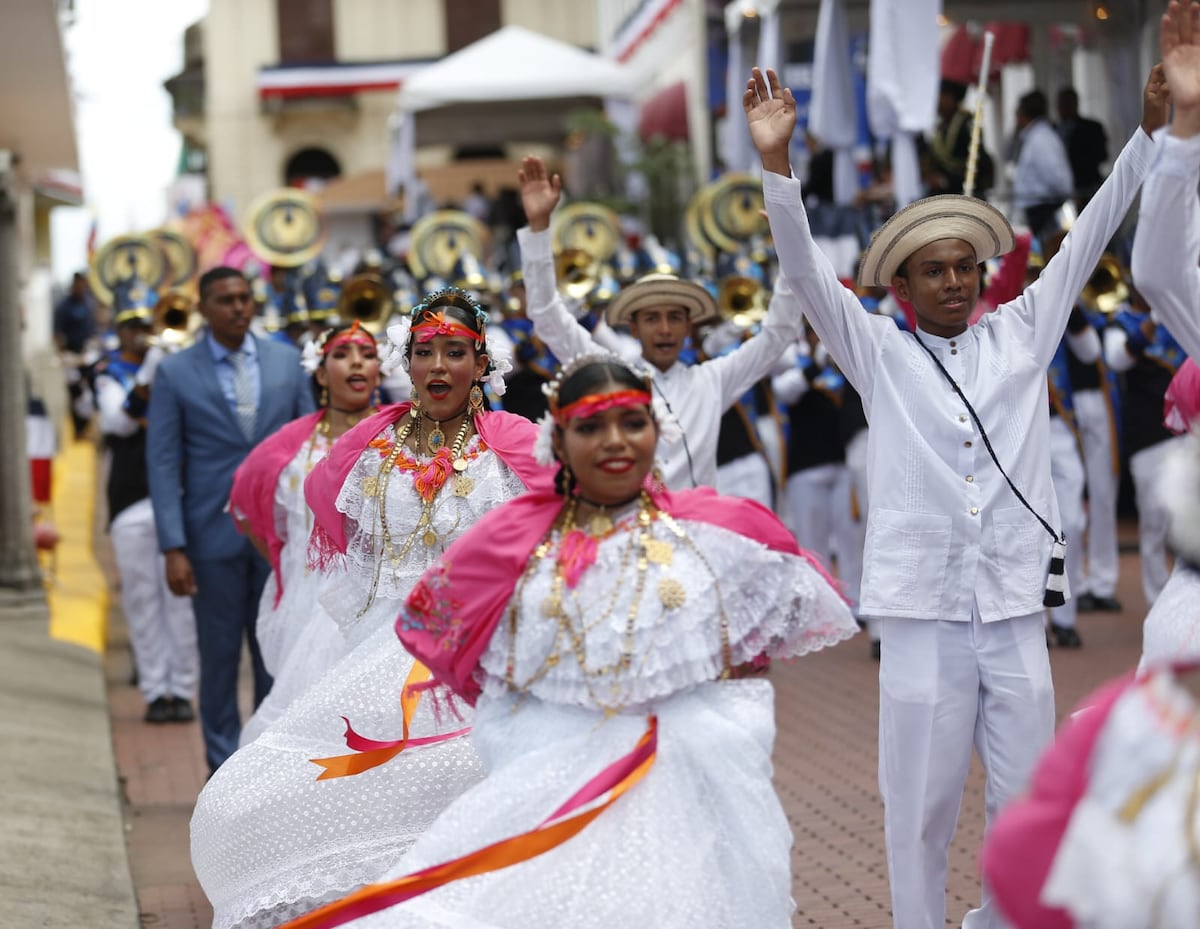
[532,352,680,466]
[378,286,512,395]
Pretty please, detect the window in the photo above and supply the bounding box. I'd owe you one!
[277,0,335,64]
[444,0,500,52]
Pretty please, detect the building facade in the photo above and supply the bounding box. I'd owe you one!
[171,0,597,221]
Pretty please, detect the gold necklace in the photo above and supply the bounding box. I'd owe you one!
[358,413,475,616]
[422,407,468,456]
[319,405,376,437]
[503,495,735,713]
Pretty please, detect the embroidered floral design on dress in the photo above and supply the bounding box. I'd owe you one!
[401,563,465,651]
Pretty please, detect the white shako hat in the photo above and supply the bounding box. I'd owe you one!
[605,273,719,327]
[857,194,1015,288]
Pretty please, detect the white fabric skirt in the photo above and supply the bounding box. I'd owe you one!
[190,620,484,929]
[349,678,795,929]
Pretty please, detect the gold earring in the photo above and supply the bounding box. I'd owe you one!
[559,461,573,495]
[469,384,485,413]
[410,386,421,417]
[319,384,329,408]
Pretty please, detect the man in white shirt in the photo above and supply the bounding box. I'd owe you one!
[516,155,800,490]
[745,63,1165,929]
[1012,89,1076,241]
[1130,1,1200,366]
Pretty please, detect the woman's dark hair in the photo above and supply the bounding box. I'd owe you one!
[310,322,378,405]
[552,359,654,495]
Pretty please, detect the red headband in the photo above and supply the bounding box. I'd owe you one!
[554,389,652,425]
[322,320,377,354]
[411,311,481,345]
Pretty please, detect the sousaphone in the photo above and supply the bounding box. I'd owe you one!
[88,234,168,307]
[551,202,622,264]
[407,210,490,281]
[701,173,769,254]
[243,188,327,268]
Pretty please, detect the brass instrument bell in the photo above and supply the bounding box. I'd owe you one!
[555,248,601,301]
[1081,253,1129,315]
[717,276,767,329]
[337,271,393,333]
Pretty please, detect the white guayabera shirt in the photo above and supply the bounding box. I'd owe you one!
[764,128,1156,623]
[518,226,801,490]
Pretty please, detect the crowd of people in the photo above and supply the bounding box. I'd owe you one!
[41,3,1200,926]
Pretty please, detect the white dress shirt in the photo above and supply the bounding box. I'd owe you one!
[1013,118,1076,209]
[763,128,1156,622]
[1130,133,1200,360]
[518,226,799,489]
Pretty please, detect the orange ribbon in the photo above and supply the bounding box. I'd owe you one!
[282,716,658,929]
[310,661,468,780]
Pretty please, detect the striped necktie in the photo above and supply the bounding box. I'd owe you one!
[227,349,257,443]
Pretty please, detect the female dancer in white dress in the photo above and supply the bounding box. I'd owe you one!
[233,322,382,747]
[191,290,548,929]
[289,354,858,929]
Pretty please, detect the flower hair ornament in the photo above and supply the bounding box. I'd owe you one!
[380,287,510,390]
[300,320,378,376]
[531,351,679,467]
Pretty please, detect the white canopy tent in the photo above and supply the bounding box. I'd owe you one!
[388,26,640,217]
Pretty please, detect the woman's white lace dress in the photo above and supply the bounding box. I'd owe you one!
[349,513,857,929]
[1042,671,1200,928]
[1138,563,1200,673]
[239,431,345,747]
[191,433,526,929]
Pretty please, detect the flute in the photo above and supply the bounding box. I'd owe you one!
[962,30,995,199]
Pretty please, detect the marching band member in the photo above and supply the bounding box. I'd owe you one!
[96,284,198,723]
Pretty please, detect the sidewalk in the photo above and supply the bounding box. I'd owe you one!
[0,435,137,929]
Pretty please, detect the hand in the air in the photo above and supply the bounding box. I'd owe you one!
[1162,1,1200,112]
[1142,63,1171,136]
[743,67,796,174]
[517,156,562,234]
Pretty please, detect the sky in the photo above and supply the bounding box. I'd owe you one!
[51,0,209,283]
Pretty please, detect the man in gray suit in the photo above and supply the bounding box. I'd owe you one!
[147,266,314,772]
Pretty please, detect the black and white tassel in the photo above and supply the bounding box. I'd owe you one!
[1043,536,1067,608]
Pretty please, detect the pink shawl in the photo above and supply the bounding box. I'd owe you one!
[981,673,1135,929]
[305,403,553,569]
[396,485,837,706]
[228,409,325,606]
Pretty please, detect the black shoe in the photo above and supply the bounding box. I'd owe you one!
[1090,595,1123,612]
[144,697,173,724]
[1050,623,1083,649]
[870,640,881,662]
[1075,593,1099,612]
[169,697,195,723]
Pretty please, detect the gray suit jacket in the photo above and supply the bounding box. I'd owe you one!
[147,332,315,560]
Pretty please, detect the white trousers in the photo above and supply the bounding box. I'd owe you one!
[1073,389,1120,597]
[879,609,1055,929]
[785,463,853,570]
[1129,436,1186,607]
[1048,417,1086,629]
[714,452,773,511]
[110,498,199,702]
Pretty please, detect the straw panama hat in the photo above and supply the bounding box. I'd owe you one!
[857,194,1015,288]
[605,273,719,327]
